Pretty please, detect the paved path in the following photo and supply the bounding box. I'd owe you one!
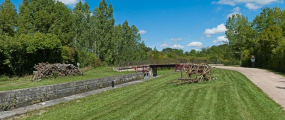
[215,66,285,110]
[0,75,163,119]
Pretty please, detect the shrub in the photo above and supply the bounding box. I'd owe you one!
[76,50,102,68]
[61,46,75,64]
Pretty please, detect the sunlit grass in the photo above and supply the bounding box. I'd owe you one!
[22,68,285,120]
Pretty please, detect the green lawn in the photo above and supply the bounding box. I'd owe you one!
[157,69,174,75]
[0,67,133,91]
[19,68,285,120]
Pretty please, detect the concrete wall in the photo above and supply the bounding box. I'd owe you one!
[0,73,144,111]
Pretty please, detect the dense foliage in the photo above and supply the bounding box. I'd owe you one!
[0,0,148,75]
[226,7,285,72]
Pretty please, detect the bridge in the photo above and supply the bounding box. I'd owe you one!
[116,63,185,77]
[115,63,223,77]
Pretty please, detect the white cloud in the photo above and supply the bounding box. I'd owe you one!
[212,0,236,6]
[160,43,170,47]
[227,7,241,18]
[172,44,184,49]
[204,24,227,35]
[212,0,282,10]
[138,30,147,34]
[160,43,185,49]
[206,35,212,38]
[57,0,81,7]
[187,42,203,48]
[213,36,229,44]
[171,38,183,41]
[245,3,262,10]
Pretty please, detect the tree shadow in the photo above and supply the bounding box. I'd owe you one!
[276,86,285,89]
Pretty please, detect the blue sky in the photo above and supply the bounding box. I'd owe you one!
[3,0,285,51]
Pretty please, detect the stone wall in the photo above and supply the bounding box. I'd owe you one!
[0,73,144,111]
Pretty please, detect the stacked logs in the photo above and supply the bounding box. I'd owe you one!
[33,63,82,80]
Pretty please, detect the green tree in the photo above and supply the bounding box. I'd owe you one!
[49,1,74,46]
[226,14,256,65]
[0,0,17,36]
[120,21,132,62]
[252,8,284,68]
[18,0,54,34]
[271,38,285,72]
[189,49,197,56]
[73,1,91,52]
[253,7,283,33]
[17,0,74,45]
[256,25,283,68]
[93,0,115,62]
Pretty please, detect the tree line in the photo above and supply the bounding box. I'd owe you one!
[137,44,238,66]
[0,0,148,75]
[226,7,285,72]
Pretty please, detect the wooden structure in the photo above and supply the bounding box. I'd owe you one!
[170,63,212,85]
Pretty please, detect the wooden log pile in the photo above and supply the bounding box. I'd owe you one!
[33,63,83,80]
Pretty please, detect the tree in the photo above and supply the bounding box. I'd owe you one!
[252,7,284,68]
[93,0,115,62]
[17,0,74,46]
[256,25,283,68]
[49,1,74,46]
[0,0,17,36]
[120,21,132,62]
[73,1,91,52]
[18,0,54,34]
[189,49,197,56]
[162,48,173,54]
[252,7,283,33]
[112,24,124,64]
[226,14,256,65]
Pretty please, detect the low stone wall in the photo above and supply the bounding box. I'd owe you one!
[0,73,144,111]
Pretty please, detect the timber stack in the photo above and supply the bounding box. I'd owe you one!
[33,63,82,80]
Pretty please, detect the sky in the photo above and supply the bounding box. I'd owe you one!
[2,0,285,51]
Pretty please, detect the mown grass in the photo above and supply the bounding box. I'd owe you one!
[157,69,174,75]
[20,68,285,120]
[0,67,133,91]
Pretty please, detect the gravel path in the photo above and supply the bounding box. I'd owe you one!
[215,66,285,110]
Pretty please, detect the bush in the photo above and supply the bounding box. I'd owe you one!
[76,50,102,68]
[86,52,102,68]
[61,46,75,64]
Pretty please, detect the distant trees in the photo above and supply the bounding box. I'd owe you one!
[226,7,285,72]
[148,45,234,65]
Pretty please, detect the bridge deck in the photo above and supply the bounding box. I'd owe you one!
[149,64,178,68]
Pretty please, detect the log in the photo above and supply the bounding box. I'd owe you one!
[33,62,82,80]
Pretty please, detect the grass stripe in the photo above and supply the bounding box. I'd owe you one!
[22,69,285,120]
